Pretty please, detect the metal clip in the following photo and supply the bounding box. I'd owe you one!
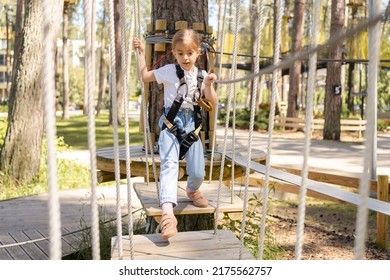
[197,97,213,111]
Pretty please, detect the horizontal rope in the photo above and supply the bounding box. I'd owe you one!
[217,13,383,85]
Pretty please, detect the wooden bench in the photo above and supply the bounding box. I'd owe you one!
[274,116,367,139]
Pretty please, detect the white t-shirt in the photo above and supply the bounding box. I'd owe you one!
[153,64,208,110]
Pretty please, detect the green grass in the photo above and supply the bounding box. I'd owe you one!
[0,111,145,200]
[56,111,144,149]
[0,105,7,113]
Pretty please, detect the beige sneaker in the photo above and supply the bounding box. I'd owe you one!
[187,189,209,208]
[160,213,178,240]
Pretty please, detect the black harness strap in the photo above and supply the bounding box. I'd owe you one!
[162,64,204,159]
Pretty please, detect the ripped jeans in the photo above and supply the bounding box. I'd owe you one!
[158,107,205,207]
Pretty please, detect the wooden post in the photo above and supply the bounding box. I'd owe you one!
[139,23,154,133]
[377,175,389,249]
[175,21,188,30]
[192,22,204,32]
[155,20,167,52]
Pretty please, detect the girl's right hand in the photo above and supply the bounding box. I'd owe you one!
[133,38,144,53]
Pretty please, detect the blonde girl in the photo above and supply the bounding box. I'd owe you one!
[134,29,217,239]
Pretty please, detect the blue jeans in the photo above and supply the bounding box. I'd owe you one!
[158,107,205,207]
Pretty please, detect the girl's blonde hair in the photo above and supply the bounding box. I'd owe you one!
[172,29,201,51]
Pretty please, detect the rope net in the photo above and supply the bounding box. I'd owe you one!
[36,0,386,260]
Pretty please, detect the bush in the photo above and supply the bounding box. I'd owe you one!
[377,119,388,132]
[219,103,273,131]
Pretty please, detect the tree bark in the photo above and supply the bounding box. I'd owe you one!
[96,0,108,116]
[108,0,124,125]
[287,0,305,119]
[247,0,260,110]
[62,3,70,120]
[323,0,345,140]
[0,0,63,182]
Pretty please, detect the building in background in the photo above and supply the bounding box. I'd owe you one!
[0,26,12,104]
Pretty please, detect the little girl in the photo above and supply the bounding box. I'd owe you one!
[134,29,217,239]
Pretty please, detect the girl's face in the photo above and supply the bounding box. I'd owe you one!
[172,41,200,72]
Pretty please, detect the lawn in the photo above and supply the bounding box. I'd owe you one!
[56,111,145,149]
[0,110,145,200]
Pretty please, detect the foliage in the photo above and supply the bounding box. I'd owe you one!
[378,68,390,112]
[70,208,118,260]
[0,135,90,201]
[57,65,85,108]
[0,117,6,147]
[220,103,278,131]
[377,119,388,132]
[219,193,285,260]
[67,207,146,260]
[0,105,8,113]
[56,111,144,149]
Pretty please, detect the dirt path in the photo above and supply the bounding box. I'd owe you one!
[265,197,390,260]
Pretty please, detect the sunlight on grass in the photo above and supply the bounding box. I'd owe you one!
[56,111,144,149]
[0,111,145,200]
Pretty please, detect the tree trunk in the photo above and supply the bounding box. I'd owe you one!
[347,62,355,113]
[0,0,63,182]
[323,0,345,140]
[149,0,209,140]
[247,0,260,110]
[96,0,108,116]
[62,4,70,120]
[108,0,124,125]
[287,0,305,119]
[10,0,25,98]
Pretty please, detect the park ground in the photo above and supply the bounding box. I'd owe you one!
[57,116,390,259]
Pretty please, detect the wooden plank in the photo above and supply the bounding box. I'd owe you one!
[226,153,390,216]
[271,165,390,192]
[22,229,50,259]
[8,231,47,260]
[246,177,347,204]
[62,226,85,254]
[37,228,75,258]
[377,175,389,249]
[0,233,30,260]
[111,230,254,260]
[134,181,244,217]
[63,226,84,242]
[0,240,13,260]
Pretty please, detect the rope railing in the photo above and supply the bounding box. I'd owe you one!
[295,0,321,260]
[214,0,242,236]
[239,0,264,260]
[258,0,283,261]
[42,0,62,260]
[83,0,100,261]
[107,0,124,260]
[133,0,160,199]
[119,0,135,260]
[35,0,385,262]
[216,12,384,85]
[354,0,382,260]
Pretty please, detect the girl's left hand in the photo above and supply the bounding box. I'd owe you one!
[204,72,217,85]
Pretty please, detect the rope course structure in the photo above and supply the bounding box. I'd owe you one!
[10,0,387,261]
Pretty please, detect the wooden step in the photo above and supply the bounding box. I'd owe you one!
[111,230,254,260]
[133,181,244,217]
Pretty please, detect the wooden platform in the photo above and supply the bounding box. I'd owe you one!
[96,145,266,183]
[0,183,141,260]
[111,230,254,260]
[227,153,390,216]
[0,226,84,260]
[133,181,244,217]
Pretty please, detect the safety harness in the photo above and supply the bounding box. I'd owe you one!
[162,64,212,159]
